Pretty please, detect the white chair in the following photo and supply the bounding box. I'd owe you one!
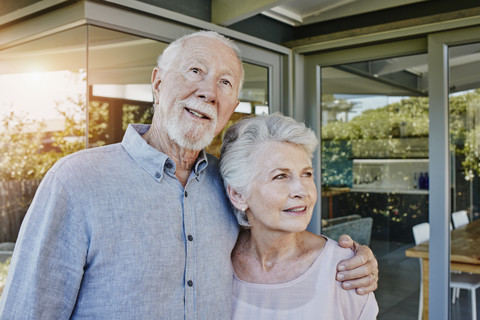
[412,223,429,320]
[450,272,480,319]
[412,222,480,320]
[452,210,470,229]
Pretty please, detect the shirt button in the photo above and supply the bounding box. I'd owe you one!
[188,235,193,241]
[184,191,188,197]
[155,172,161,179]
[187,280,193,287]
[165,162,173,169]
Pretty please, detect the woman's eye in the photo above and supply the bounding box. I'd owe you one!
[274,174,287,180]
[303,172,313,178]
[191,68,200,73]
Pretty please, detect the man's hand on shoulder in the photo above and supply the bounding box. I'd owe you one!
[336,235,378,295]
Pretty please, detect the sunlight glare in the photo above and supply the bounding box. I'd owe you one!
[0,70,86,124]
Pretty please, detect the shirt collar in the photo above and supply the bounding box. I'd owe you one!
[194,150,208,175]
[122,124,209,181]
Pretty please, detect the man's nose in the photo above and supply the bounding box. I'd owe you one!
[196,76,217,104]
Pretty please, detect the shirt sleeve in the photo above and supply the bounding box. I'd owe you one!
[0,168,88,319]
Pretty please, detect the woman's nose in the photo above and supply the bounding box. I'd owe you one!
[290,178,308,198]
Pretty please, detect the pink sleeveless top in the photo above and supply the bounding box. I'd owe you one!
[232,238,378,319]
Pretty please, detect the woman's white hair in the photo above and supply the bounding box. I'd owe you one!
[157,30,245,90]
[220,112,319,227]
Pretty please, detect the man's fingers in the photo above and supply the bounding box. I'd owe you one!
[338,234,353,243]
[337,234,354,249]
[340,271,379,294]
[337,245,371,272]
[337,262,371,281]
[335,236,379,294]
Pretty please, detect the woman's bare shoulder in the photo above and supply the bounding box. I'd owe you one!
[298,231,327,257]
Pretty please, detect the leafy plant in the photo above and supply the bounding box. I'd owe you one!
[0,257,11,298]
[321,89,480,183]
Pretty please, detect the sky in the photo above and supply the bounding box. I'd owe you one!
[333,94,406,121]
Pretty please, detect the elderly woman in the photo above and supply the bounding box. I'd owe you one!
[220,113,378,319]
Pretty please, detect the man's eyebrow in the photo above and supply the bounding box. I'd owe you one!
[183,57,238,77]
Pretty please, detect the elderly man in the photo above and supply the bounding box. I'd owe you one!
[0,31,377,319]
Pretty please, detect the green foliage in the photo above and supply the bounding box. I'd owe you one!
[450,89,480,180]
[87,101,110,148]
[0,112,53,180]
[0,257,11,298]
[0,95,110,181]
[321,90,480,182]
[122,104,153,131]
[2,86,480,184]
[321,140,353,187]
[51,94,87,155]
[322,96,430,141]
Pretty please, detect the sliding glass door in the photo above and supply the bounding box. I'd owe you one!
[448,41,480,221]
[318,50,430,320]
[300,26,480,319]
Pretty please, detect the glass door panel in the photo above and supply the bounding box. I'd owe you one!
[448,41,480,319]
[87,26,167,147]
[210,62,269,157]
[449,42,480,220]
[0,26,88,295]
[320,53,428,318]
[87,26,269,157]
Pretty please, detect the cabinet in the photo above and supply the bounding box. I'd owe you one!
[352,159,429,194]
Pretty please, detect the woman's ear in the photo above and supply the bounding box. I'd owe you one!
[227,185,247,211]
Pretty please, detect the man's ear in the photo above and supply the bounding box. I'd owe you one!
[227,185,247,211]
[151,66,162,103]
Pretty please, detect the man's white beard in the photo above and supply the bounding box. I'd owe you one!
[165,98,218,151]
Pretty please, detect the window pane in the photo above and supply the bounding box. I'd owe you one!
[448,41,480,320]
[320,53,428,318]
[87,26,167,147]
[0,25,271,299]
[87,26,270,157]
[449,42,480,220]
[0,27,88,293]
[209,62,269,157]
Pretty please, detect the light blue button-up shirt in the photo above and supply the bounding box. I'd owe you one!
[0,124,239,319]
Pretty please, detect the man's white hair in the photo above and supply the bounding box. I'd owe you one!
[157,30,245,91]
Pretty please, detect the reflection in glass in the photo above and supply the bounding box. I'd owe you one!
[0,26,270,294]
[87,26,269,157]
[208,62,269,157]
[320,53,429,317]
[87,27,167,147]
[449,42,480,221]
[447,41,480,320]
[321,53,430,239]
[0,26,88,291]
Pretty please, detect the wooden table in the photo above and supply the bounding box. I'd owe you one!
[405,219,480,319]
